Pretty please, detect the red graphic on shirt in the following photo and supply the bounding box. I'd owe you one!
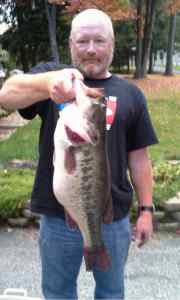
[106,96,117,130]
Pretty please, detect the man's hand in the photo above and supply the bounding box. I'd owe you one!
[48,68,84,103]
[134,211,153,248]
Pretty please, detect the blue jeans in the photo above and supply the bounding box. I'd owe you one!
[39,215,131,300]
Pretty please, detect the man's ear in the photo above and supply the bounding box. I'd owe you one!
[112,37,115,48]
[69,37,72,49]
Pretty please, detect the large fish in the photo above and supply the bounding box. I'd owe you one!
[53,79,113,272]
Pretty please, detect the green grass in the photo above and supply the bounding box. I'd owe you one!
[148,99,180,161]
[0,117,40,165]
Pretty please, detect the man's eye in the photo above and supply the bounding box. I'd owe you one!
[77,40,87,44]
[96,39,105,44]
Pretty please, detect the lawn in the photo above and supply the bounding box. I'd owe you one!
[125,74,180,162]
[0,117,40,166]
[148,99,180,161]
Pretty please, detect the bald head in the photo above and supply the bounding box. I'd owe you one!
[70,9,114,41]
[69,9,114,79]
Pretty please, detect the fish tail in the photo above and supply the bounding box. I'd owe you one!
[84,245,111,272]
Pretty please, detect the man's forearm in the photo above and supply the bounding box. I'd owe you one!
[0,68,84,111]
[0,73,52,110]
[133,164,153,207]
[128,148,153,207]
[128,148,154,246]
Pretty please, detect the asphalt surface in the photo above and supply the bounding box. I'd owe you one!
[0,226,180,300]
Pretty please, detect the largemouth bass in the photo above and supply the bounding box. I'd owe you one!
[53,80,113,271]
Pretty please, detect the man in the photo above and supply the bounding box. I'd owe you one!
[0,9,158,300]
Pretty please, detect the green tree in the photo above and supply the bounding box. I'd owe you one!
[165,14,177,75]
[113,20,136,72]
[45,1,59,63]
[0,45,9,65]
[148,2,169,73]
[0,1,76,69]
[0,0,137,72]
[0,1,50,71]
[164,0,180,75]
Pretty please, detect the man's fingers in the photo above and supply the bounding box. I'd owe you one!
[71,69,84,82]
[61,69,84,99]
[73,79,86,105]
[49,69,84,103]
[49,68,103,105]
[86,86,104,99]
[136,232,148,248]
[63,69,84,96]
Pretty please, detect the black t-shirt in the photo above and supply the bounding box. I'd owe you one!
[19,62,158,220]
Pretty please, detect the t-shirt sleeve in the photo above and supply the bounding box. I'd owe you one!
[126,87,158,152]
[18,62,61,120]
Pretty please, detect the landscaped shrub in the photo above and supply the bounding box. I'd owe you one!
[0,168,35,219]
[0,161,180,219]
[153,161,180,208]
[131,161,180,220]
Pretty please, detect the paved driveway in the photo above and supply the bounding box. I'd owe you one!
[0,226,180,300]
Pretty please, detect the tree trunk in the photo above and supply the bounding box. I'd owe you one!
[45,0,59,64]
[141,0,156,78]
[15,5,30,71]
[19,46,29,72]
[148,42,154,74]
[165,13,176,76]
[134,0,143,79]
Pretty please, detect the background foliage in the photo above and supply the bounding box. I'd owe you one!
[0,1,180,75]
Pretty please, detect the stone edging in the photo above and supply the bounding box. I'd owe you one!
[5,204,180,233]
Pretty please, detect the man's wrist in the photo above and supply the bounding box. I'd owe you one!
[138,205,155,216]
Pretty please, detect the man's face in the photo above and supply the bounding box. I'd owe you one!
[70,24,114,79]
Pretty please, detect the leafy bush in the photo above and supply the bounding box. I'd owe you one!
[131,161,180,220]
[153,161,180,208]
[0,168,35,218]
[0,161,180,219]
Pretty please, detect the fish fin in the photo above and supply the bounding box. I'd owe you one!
[65,209,78,229]
[102,156,113,224]
[103,195,114,224]
[84,245,111,272]
[64,146,76,174]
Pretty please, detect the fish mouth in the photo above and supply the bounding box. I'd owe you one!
[65,125,99,145]
[65,125,87,144]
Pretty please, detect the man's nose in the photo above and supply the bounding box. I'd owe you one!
[87,41,96,54]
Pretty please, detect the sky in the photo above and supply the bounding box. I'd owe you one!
[0,23,9,35]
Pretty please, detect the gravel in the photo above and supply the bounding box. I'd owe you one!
[0,226,180,300]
